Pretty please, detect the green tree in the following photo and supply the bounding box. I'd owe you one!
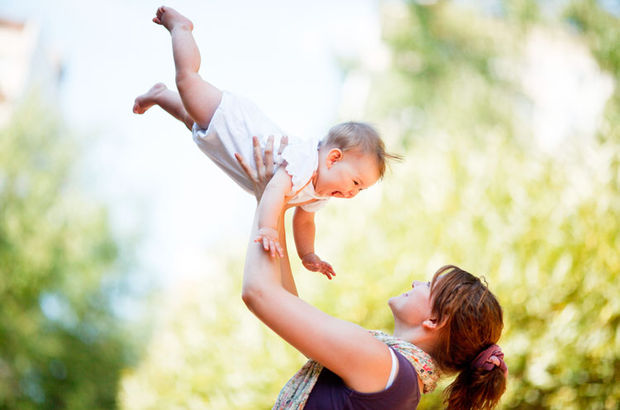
[120,243,307,410]
[118,1,619,408]
[0,96,138,409]
[322,0,618,408]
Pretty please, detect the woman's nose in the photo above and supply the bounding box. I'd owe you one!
[411,280,422,288]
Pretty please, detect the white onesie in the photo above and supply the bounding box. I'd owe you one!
[192,91,329,212]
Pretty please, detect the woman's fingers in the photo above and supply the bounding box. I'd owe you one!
[252,136,266,181]
[278,136,288,156]
[235,152,257,181]
[236,134,287,184]
[264,135,274,177]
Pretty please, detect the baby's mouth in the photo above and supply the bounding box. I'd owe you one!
[331,191,342,197]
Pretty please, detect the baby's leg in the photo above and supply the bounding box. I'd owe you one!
[154,6,222,129]
[133,83,194,130]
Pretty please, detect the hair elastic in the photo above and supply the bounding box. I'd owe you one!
[472,344,508,378]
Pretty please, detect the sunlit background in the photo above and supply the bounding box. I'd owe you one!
[0,0,618,408]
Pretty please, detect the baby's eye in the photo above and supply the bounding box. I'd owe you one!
[353,180,359,186]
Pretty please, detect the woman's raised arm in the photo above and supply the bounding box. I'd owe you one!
[235,135,298,295]
[236,136,394,393]
[241,213,394,393]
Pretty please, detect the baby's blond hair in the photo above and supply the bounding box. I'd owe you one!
[321,122,401,178]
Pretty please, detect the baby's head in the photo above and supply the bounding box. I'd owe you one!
[314,122,400,198]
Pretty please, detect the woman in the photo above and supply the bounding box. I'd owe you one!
[236,139,508,409]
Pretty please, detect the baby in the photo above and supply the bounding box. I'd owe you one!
[133,6,399,279]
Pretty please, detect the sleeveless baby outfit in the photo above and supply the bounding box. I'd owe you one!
[192,91,328,212]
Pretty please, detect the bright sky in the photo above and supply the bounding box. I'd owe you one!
[1,0,381,287]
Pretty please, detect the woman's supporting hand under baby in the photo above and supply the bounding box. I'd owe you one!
[234,135,287,202]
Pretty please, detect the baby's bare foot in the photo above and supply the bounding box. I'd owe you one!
[152,6,193,32]
[133,83,167,114]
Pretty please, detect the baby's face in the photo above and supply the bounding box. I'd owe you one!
[314,150,381,198]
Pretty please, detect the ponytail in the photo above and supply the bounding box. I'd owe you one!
[445,366,506,410]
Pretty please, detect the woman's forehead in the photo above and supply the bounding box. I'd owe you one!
[430,272,446,289]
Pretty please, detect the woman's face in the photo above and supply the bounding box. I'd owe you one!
[388,279,433,327]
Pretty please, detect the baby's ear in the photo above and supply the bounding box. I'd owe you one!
[326,148,343,168]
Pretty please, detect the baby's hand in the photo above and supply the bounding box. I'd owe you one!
[301,253,336,280]
[255,227,284,258]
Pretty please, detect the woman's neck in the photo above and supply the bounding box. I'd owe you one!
[393,326,436,356]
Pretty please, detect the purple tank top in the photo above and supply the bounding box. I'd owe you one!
[303,350,421,409]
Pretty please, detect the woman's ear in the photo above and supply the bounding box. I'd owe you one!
[422,317,446,331]
[326,148,343,168]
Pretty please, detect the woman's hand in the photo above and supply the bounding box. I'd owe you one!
[235,135,288,201]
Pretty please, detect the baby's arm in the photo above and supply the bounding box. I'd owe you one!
[255,167,293,258]
[293,208,336,280]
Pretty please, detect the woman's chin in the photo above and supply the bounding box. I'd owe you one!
[387,296,398,311]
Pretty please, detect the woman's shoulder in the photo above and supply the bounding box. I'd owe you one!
[305,354,421,410]
[373,331,440,394]
[346,351,421,408]
[391,349,424,398]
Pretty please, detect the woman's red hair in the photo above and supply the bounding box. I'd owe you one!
[430,265,506,410]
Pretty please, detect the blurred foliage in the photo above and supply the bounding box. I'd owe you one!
[120,247,306,409]
[0,96,138,409]
[333,0,619,408]
[120,0,618,409]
